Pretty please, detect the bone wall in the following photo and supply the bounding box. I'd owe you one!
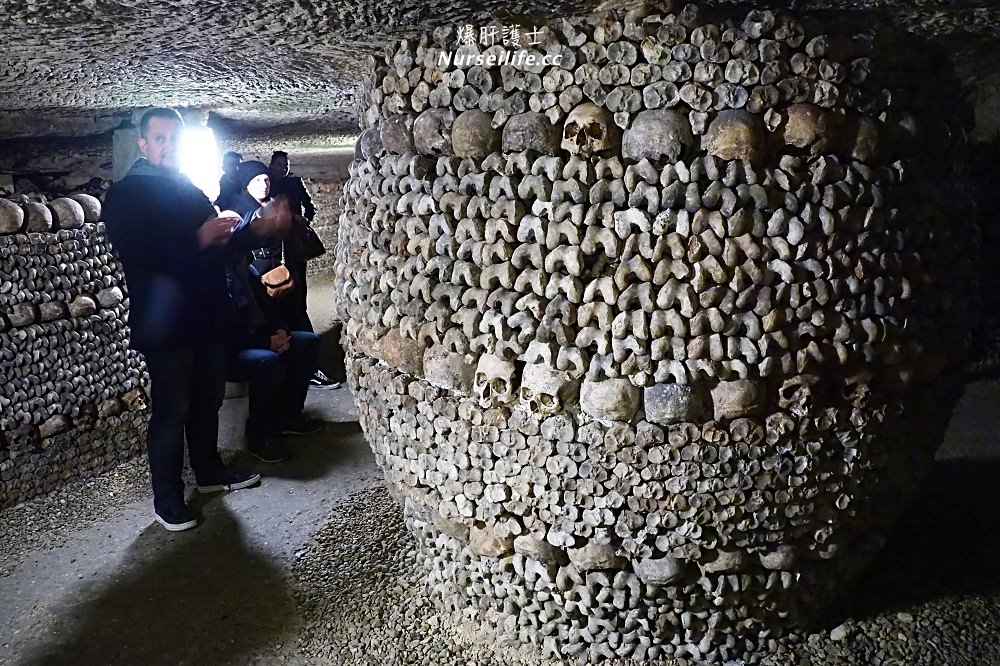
[0,194,148,508]
[337,3,976,662]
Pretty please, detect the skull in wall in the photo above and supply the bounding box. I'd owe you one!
[381,113,416,154]
[452,109,501,161]
[841,368,874,410]
[69,193,101,223]
[50,196,85,231]
[5,424,38,451]
[778,374,822,418]
[782,103,837,155]
[358,124,385,159]
[519,362,581,417]
[414,108,456,156]
[502,112,562,155]
[702,110,766,165]
[622,109,694,162]
[839,112,880,162]
[562,102,620,157]
[0,199,23,234]
[122,387,149,412]
[474,353,518,409]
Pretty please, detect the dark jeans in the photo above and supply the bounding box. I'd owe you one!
[144,344,227,513]
[226,330,319,441]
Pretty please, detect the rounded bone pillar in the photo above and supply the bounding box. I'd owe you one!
[336,6,976,663]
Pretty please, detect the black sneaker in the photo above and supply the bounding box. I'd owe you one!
[197,467,262,494]
[154,502,198,532]
[278,415,326,436]
[309,369,342,389]
[247,438,292,463]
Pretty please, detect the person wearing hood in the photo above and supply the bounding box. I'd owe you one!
[228,159,272,219]
[223,161,325,464]
[102,108,290,532]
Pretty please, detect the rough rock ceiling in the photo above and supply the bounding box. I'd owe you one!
[1,0,999,140]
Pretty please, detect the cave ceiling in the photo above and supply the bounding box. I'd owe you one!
[1,0,998,141]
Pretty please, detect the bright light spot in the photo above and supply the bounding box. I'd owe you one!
[179,127,221,201]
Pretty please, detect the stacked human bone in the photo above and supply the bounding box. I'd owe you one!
[0,193,148,508]
[336,3,976,662]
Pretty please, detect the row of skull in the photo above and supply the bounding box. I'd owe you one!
[360,102,881,167]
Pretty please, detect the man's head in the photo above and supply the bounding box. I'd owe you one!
[270,150,290,179]
[138,108,184,171]
[222,151,243,175]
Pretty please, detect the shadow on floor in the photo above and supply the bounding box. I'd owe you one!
[235,421,365,483]
[843,458,1000,618]
[18,502,295,666]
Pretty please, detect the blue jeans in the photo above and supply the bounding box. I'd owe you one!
[144,344,227,512]
[226,331,319,440]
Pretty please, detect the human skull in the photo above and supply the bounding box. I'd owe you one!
[0,199,24,234]
[358,124,384,160]
[702,110,766,165]
[69,193,101,223]
[839,112,880,162]
[73,404,98,432]
[121,387,149,412]
[622,109,694,162]
[782,103,836,154]
[643,382,706,424]
[452,109,501,161]
[580,378,641,421]
[5,424,38,450]
[413,108,456,156]
[423,344,476,394]
[777,374,821,418]
[21,201,52,232]
[380,113,416,154]
[502,112,561,155]
[841,369,874,409]
[562,103,620,157]
[710,378,765,420]
[474,353,517,408]
[519,362,581,417]
[49,197,85,230]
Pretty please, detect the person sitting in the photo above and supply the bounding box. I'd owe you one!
[214,151,243,212]
[225,165,326,463]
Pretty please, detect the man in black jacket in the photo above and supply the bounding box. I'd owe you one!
[268,151,314,222]
[103,108,288,531]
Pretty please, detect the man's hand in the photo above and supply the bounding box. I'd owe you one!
[197,215,240,249]
[269,328,291,354]
[250,196,293,239]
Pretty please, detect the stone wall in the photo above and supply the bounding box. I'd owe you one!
[300,151,353,278]
[0,195,148,508]
[336,3,977,662]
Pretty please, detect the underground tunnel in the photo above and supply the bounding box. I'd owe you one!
[2,1,1000,664]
